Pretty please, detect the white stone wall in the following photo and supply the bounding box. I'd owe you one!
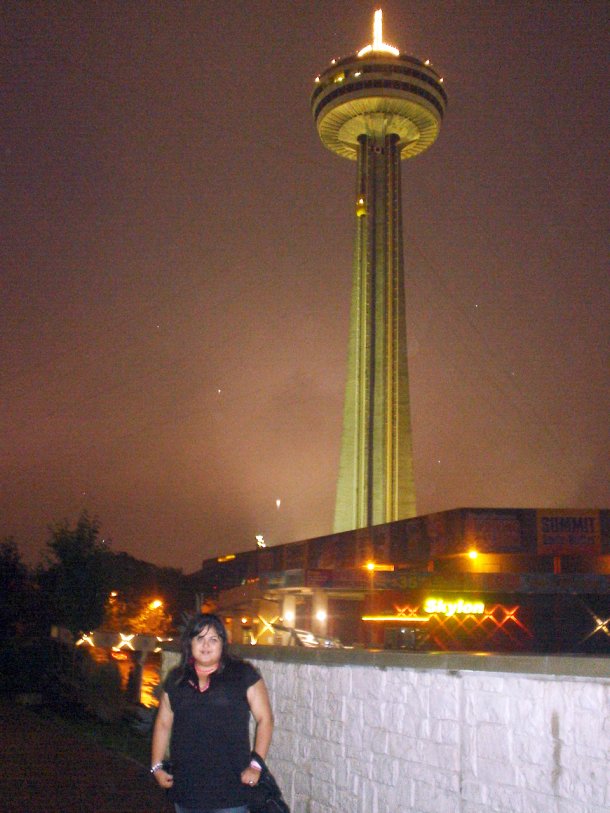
[245,655,610,813]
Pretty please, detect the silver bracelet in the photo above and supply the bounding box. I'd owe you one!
[150,762,164,774]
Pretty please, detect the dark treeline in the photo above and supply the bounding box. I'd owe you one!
[0,512,203,643]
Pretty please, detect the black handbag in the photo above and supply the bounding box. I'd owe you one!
[246,751,291,813]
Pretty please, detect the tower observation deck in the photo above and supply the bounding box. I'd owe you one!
[311,10,447,533]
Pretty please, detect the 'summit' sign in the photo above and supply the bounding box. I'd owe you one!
[536,509,600,555]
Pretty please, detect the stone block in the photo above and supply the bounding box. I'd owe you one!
[475,756,516,786]
[429,717,460,745]
[369,726,389,756]
[466,691,509,725]
[370,752,398,786]
[475,721,510,763]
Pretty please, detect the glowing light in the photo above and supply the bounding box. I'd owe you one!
[255,534,267,548]
[149,599,163,610]
[283,610,295,623]
[217,554,236,562]
[241,617,249,625]
[369,602,531,648]
[580,605,610,643]
[358,9,400,58]
[76,632,95,647]
[364,561,394,571]
[249,614,280,645]
[362,614,429,622]
[314,76,320,83]
[315,609,327,622]
[424,59,430,65]
[276,498,281,509]
[468,550,479,560]
[113,633,135,651]
[257,614,279,636]
[109,591,118,598]
[424,598,485,617]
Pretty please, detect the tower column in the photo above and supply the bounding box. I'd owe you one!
[334,132,416,532]
[312,9,446,535]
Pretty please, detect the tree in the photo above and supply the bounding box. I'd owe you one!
[101,592,174,636]
[45,513,111,637]
[0,538,28,641]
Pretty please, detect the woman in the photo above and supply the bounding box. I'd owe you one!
[151,613,274,813]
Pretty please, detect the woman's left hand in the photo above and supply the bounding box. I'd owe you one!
[240,765,261,787]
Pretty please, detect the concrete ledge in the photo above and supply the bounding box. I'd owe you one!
[231,644,610,678]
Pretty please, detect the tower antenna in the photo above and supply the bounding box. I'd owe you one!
[358,8,399,57]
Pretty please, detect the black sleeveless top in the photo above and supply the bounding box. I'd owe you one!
[165,658,261,809]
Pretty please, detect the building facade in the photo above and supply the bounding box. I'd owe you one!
[196,507,610,654]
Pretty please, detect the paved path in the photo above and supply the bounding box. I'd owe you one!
[0,698,174,813]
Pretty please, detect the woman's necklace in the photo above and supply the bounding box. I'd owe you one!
[192,663,218,693]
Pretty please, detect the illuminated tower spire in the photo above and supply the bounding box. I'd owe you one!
[311,10,447,532]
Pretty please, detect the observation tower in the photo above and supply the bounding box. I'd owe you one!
[311,10,447,533]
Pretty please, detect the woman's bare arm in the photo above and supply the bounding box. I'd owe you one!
[151,691,174,789]
[241,678,274,785]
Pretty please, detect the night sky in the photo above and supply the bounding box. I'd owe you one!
[2,1,608,572]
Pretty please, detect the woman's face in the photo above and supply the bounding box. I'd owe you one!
[190,624,223,669]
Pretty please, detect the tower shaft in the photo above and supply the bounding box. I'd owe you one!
[334,133,416,532]
[312,10,446,535]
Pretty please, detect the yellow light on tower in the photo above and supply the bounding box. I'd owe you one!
[468,550,479,560]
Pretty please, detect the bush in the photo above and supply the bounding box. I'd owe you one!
[80,654,125,722]
[0,638,58,693]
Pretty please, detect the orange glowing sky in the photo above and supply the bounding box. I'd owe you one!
[2,1,608,571]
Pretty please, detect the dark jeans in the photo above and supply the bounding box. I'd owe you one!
[174,806,248,813]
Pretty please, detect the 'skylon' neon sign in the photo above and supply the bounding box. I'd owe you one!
[424,598,485,617]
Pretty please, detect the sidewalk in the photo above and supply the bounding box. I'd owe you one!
[0,698,174,813]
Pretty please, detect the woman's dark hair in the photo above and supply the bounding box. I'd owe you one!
[175,612,233,686]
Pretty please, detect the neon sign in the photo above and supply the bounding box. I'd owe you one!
[424,597,485,617]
